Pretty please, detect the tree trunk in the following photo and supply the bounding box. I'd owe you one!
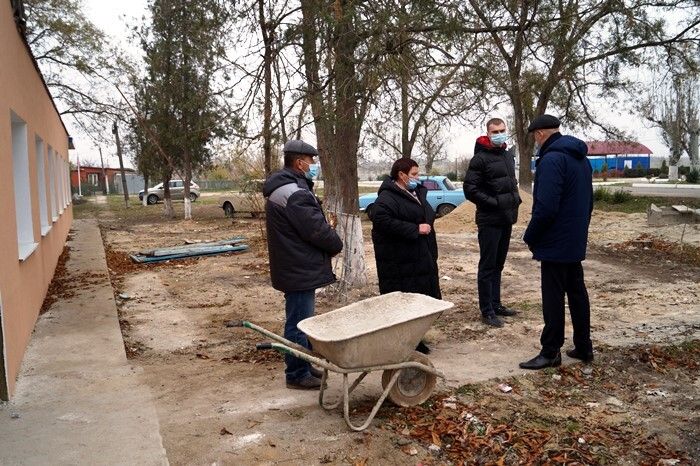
[162,174,174,218]
[669,164,679,181]
[260,0,273,177]
[690,118,699,170]
[401,67,410,158]
[512,101,536,191]
[142,174,149,206]
[113,122,130,207]
[300,0,366,289]
[183,149,192,220]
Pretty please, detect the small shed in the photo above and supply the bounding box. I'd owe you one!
[586,141,653,171]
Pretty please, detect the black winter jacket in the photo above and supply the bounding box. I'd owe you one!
[370,179,441,299]
[264,168,343,292]
[523,133,593,263]
[463,136,522,226]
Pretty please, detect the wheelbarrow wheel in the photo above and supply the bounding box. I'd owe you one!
[381,351,437,407]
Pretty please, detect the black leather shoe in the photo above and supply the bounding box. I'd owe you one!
[416,340,431,354]
[309,366,325,379]
[481,314,504,328]
[286,375,322,390]
[566,348,594,363]
[519,353,562,370]
[494,305,517,317]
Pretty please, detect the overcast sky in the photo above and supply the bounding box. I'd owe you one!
[71,0,673,171]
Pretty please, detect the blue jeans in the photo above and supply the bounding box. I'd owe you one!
[284,289,316,382]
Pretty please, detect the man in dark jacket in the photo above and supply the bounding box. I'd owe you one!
[264,139,343,389]
[520,115,594,370]
[463,118,522,327]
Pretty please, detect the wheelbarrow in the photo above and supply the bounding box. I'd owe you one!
[229,292,454,431]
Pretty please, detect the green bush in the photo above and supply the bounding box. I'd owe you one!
[593,187,610,202]
[445,171,459,181]
[376,174,390,181]
[610,189,632,204]
[687,168,700,184]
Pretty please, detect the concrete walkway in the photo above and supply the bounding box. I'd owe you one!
[0,219,168,465]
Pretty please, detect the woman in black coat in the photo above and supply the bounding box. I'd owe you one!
[371,158,442,331]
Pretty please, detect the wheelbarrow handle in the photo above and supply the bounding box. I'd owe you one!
[224,320,247,328]
[256,342,273,350]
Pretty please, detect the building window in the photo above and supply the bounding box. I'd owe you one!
[11,112,36,260]
[56,153,64,215]
[47,146,58,221]
[35,136,50,236]
[88,173,98,186]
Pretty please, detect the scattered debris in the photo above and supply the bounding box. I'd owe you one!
[220,427,233,436]
[646,389,669,398]
[605,396,624,408]
[428,444,441,454]
[497,383,512,393]
[441,275,452,281]
[581,367,593,376]
[551,374,562,381]
[118,293,131,300]
[401,445,418,456]
[10,412,20,419]
[131,238,249,263]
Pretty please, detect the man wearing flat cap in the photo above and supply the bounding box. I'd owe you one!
[264,140,343,389]
[520,115,594,370]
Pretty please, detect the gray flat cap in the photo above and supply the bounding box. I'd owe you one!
[527,114,561,132]
[283,139,318,156]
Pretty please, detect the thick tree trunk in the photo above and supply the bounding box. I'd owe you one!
[162,174,174,218]
[513,100,534,191]
[300,0,366,289]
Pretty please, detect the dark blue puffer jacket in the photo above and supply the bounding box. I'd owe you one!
[523,133,593,263]
[264,168,343,292]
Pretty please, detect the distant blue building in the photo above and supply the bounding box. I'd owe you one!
[531,140,653,171]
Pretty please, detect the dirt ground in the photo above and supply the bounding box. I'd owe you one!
[70,195,699,465]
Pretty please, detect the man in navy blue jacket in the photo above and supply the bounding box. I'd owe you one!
[520,115,594,370]
[264,140,343,389]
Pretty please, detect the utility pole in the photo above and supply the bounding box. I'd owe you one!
[112,121,129,208]
[98,146,108,195]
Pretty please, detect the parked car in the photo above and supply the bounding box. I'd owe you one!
[138,180,200,205]
[358,175,465,219]
[220,179,265,218]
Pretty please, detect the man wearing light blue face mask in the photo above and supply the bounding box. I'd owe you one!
[264,139,343,390]
[463,118,522,328]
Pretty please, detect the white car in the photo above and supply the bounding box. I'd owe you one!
[138,180,200,205]
[220,180,264,217]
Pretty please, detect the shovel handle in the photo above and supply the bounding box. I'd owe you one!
[256,342,273,350]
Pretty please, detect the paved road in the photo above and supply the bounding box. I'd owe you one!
[623,184,700,198]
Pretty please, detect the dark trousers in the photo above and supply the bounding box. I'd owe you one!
[477,224,512,316]
[284,289,315,382]
[540,261,592,358]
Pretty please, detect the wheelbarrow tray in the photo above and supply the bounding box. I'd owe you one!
[298,292,453,369]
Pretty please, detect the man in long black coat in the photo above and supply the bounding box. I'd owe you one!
[371,159,441,301]
[520,115,594,370]
[463,117,522,327]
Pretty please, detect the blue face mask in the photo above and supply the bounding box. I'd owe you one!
[303,161,319,180]
[406,178,419,190]
[490,133,508,146]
